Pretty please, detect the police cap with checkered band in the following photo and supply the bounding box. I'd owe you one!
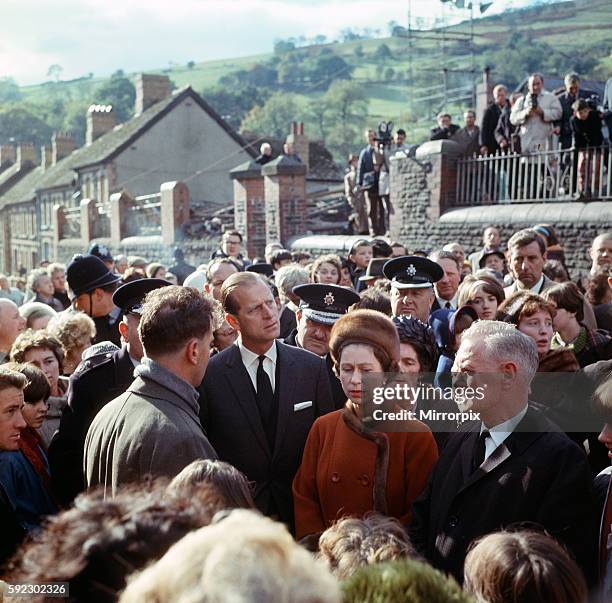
[383,256,444,289]
[292,283,360,326]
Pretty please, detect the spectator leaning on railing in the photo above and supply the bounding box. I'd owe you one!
[510,73,562,153]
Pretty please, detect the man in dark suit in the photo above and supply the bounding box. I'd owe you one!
[411,320,599,585]
[48,278,170,505]
[199,272,334,530]
[450,110,480,157]
[430,113,460,141]
[479,85,508,156]
[284,283,360,410]
[504,228,597,328]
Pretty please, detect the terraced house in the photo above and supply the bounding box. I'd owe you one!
[0,73,255,273]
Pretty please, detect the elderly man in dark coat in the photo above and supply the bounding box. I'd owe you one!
[411,320,599,586]
[85,286,217,497]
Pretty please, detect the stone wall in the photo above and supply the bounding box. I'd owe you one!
[389,145,612,276]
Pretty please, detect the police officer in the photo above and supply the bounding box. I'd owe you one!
[384,256,443,323]
[284,283,360,410]
[48,278,170,505]
[66,254,123,347]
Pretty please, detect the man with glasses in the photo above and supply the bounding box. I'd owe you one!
[211,230,250,270]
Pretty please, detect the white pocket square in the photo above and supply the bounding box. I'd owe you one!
[294,401,313,411]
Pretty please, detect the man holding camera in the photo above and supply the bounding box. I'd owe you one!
[510,73,562,154]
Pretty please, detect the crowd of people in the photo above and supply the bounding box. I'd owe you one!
[0,223,611,602]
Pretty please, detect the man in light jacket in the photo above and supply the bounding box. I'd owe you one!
[85,286,217,497]
[511,73,562,153]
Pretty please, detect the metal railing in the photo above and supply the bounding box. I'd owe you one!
[455,144,612,205]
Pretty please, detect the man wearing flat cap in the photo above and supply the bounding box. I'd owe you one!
[384,256,444,323]
[66,254,123,347]
[48,278,170,505]
[285,283,360,410]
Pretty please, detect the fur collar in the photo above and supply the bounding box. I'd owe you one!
[341,402,390,515]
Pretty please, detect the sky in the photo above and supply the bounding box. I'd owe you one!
[0,0,558,85]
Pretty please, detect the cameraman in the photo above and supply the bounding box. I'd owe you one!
[430,113,460,141]
[510,73,562,154]
[357,129,385,236]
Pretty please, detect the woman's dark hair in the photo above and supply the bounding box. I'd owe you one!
[392,316,437,371]
[586,269,611,306]
[542,259,569,283]
[3,362,50,403]
[6,483,225,603]
[543,281,584,322]
[533,224,560,246]
[168,460,255,510]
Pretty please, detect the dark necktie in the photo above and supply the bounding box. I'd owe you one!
[256,355,275,448]
[472,430,490,472]
[445,301,452,310]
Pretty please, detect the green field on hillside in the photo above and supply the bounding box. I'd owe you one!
[8,0,612,149]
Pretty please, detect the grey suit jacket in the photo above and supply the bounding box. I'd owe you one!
[198,341,334,529]
[504,275,597,329]
[85,376,217,497]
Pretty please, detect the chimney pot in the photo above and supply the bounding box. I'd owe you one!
[86,105,116,146]
[51,132,76,164]
[17,143,37,167]
[0,145,16,169]
[135,73,171,115]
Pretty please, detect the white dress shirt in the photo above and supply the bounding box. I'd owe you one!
[479,404,528,462]
[238,338,277,393]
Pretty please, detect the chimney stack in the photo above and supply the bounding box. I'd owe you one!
[0,145,16,171]
[86,104,116,146]
[286,121,309,170]
[135,73,171,115]
[51,132,76,165]
[16,144,37,168]
[40,145,52,171]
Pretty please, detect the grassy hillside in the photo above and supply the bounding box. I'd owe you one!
[9,0,612,149]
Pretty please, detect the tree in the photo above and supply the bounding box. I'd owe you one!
[93,72,136,122]
[319,80,369,159]
[202,85,270,130]
[274,39,296,55]
[384,67,396,81]
[47,64,63,82]
[240,93,300,139]
[309,54,353,90]
[0,106,53,146]
[374,44,393,61]
[187,60,196,69]
[0,78,22,103]
[353,44,365,59]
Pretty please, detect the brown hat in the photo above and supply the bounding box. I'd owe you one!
[329,309,400,373]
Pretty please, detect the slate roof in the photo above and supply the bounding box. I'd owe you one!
[73,86,255,170]
[0,167,42,207]
[0,86,256,207]
[0,162,36,196]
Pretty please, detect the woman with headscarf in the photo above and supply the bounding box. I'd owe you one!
[292,310,438,543]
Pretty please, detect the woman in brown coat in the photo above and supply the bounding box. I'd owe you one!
[292,310,438,541]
